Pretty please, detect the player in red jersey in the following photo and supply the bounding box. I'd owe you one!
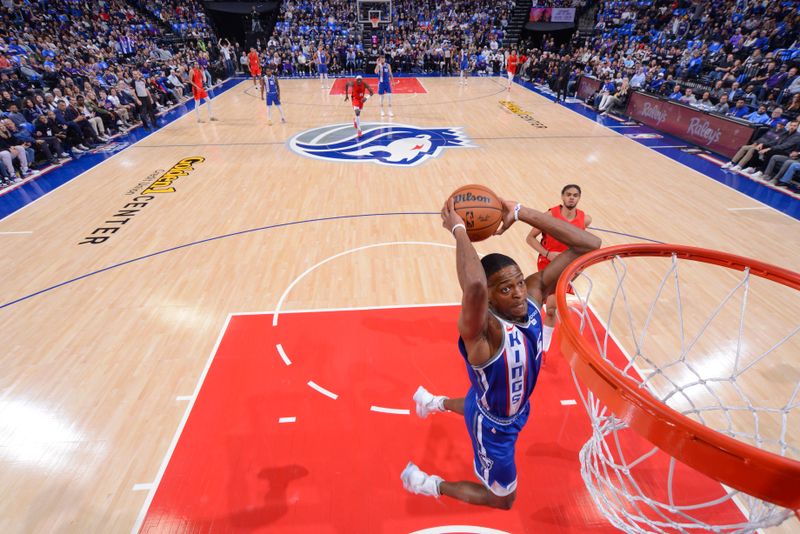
[248,48,261,86]
[344,75,374,138]
[189,61,217,123]
[525,184,592,352]
[506,48,519,90]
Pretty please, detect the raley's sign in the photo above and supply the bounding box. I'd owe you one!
[626,92,756,158]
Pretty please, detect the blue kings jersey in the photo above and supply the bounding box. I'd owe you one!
[318,50,327,64]
[264,74,278,94]
[379,63,390,83]
[458,299,543,422]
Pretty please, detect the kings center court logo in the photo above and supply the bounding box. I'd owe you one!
[288,122,473,167]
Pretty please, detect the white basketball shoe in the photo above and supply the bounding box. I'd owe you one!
[401,462,443,497]
[413,386,446,418]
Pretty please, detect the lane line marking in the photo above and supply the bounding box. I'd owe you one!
[0,231,33,235]
[727,207,771,211]
[130,314,232,533]
[560,399,577,406]
[132,483,153,492]
[307,381,338,399]
[278,417,296,423]
[370,406,411,415]
[276,343,292,365]
[175,395,192,401]
[234,301,461,316]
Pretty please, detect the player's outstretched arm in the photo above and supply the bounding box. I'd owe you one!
[497,201,600,304]
[525,226,549,257]
[442,198,488,349]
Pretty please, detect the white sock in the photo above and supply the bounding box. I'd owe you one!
[267,106,272,121]
[355,114,361,130]
[278,105,285,119]
[543,324,554,352]
[206,99,213,119]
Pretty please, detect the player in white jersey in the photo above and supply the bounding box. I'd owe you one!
[316,46,330,88]
[374,55,394,117]
[401,196,601,509]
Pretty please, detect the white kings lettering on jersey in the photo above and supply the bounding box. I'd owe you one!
[505,328,527,416]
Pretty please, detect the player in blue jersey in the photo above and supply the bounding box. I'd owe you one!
[316,45,330,89]
[259,66,285,125]
[459,48,470,85]
[401,196,601,509]
[374,55,394,117]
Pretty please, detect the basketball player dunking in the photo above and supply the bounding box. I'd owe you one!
[525,184,591,352]
[344,75,373,138]
[374,55,394,117]
[402,196,600,509]
[248,48,261,86]
[259,66,286,125]
[316,46,330,89]
[506,48,519,91]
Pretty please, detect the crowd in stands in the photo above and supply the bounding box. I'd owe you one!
[3,0,800,190]
[0,0,221,188]
[572,0,799,186]
[508,0,799,186]
[134,0,209,36]
[259,0,516,77]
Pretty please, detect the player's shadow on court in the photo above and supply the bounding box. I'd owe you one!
[523,441,576,462]
[221,464,309,528]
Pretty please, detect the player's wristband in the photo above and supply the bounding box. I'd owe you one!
[514,203,521,221]
[451,223,466,236]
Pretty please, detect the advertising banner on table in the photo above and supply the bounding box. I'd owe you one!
[625,92,756,157]
[576,76,602,102]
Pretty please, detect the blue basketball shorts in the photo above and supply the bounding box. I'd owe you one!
[266,93,280,106]
[318,64,328,74]
[378,81,392,95]
[464,389,530,496]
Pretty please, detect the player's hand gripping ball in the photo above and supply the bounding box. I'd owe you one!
[447,184,503,241]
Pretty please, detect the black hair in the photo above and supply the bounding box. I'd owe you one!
[561,184,581,195]
[480,253,518,280]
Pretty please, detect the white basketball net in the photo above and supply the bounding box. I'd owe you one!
[564,252,800,533]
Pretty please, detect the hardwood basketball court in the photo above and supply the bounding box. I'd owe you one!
[1,77,798,533]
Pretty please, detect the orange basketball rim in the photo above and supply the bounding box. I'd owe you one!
[555,243,800,512]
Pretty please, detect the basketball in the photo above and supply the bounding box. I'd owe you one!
[449,184,503,241]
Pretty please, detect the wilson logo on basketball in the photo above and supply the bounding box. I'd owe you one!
[288,123,473,167]
[453,192,492,204]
